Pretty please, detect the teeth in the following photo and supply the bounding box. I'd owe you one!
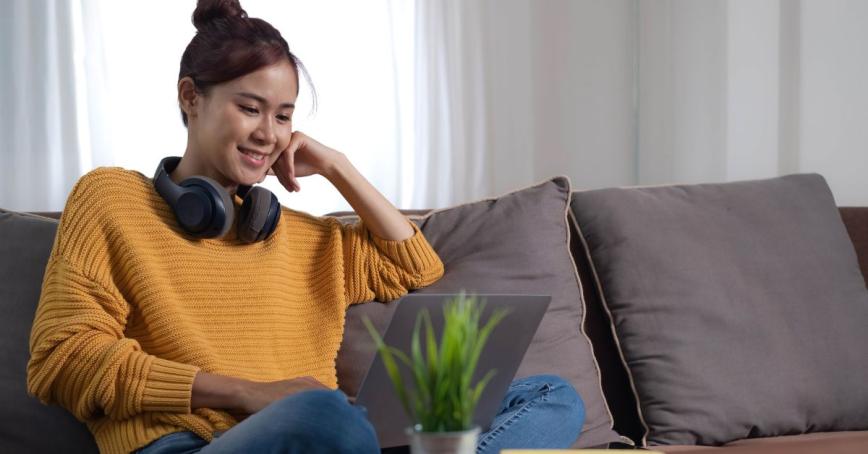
[240,148,265,161]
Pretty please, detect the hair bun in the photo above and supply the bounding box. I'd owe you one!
[192,0,247,30]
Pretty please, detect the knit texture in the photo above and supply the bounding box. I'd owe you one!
[26,167,444,454]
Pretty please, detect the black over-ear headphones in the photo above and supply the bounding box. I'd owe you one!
[153,156,281,243]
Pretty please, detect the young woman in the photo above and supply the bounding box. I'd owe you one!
[26,1,586,453]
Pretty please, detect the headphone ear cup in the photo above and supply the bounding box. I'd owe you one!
[237,186,281,243]
[180,176,235,238]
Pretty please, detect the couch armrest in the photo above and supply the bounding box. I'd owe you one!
[840,207,868,288]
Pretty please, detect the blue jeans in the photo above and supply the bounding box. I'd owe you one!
[134,374,585,454]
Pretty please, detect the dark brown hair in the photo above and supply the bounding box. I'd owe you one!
[178,0,315,127]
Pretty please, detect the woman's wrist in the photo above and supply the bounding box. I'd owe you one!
[191,371,248,411]
[321,151,349,181]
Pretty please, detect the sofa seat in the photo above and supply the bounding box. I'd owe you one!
[655,430,868,453]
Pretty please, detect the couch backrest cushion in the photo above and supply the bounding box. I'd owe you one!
[569,174,868,446]
[0,209,99,453]
[574,205,868,447]
[332,177,626,448]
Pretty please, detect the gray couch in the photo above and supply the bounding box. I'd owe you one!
[2,173,868,453]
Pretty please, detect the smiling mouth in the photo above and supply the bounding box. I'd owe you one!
[238,147,267,162]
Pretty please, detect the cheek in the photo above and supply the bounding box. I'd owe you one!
[217,109,253,141]
[196,121,225,152]
[235,115,258,139]
[276,130,292,150]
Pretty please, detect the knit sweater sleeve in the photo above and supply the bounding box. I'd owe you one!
[338,217,444,305]
[26,171,200,422]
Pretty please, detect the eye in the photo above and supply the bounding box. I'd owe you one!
[277,115,291,122]
[239,105,259,115]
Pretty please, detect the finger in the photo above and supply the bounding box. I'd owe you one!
[286,135,303,192]
[272,157,290,191]
[281,141,299,192]
[288,147,297,192]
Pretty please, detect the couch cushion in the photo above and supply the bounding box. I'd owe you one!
[569,174,868,446]
[333,177,626,448]
[0,208,99,453]
[575,206,868,447]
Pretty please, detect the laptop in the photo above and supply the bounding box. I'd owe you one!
[353,293,551,448]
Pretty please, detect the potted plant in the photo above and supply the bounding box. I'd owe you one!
[363,292,508,454]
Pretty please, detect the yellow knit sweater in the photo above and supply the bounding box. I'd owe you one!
[26,167,444,454]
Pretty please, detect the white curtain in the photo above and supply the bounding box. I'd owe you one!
[4,0,868,213]
[1,0,112,212]
[410,0,640,207]
[637,0,868,205]
[411,0,868,207]
[412,0,492,208]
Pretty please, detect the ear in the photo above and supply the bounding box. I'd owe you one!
[178,77,200,119]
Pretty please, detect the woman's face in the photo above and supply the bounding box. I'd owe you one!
[182,59,298,188]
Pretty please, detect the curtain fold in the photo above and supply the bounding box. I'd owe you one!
[410,0,638,207]
[2,1,80,211]
[411,0,867,206]
[412,0,492,208]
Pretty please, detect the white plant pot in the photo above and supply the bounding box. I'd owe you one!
[405,425,481,454]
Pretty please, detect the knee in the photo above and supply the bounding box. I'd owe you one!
[275,390,379,453]
[533,375,586,431]
[306,391,378,452]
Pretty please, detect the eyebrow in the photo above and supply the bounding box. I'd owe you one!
[234,92,295,109]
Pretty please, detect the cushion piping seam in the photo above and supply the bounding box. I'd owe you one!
[560,179,623,443]
[405,175,572,219]
[568,208,651,447]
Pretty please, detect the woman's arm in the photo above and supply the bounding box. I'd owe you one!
[322,153,415,241]
[269,131,414,241]
[270,131,444,305]
[191,371,246,411]
[27,255,201,421]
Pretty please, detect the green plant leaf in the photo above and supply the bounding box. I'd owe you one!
[362,316,414,421]
[471,369,497,408]
[409,309,431,411]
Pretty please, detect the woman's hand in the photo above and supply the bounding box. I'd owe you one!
[234,375,331,416]
[268,131,344,193]
[192,371,331,422]
[266,130,414,242]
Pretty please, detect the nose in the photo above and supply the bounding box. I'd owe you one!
[251,116,277,146]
